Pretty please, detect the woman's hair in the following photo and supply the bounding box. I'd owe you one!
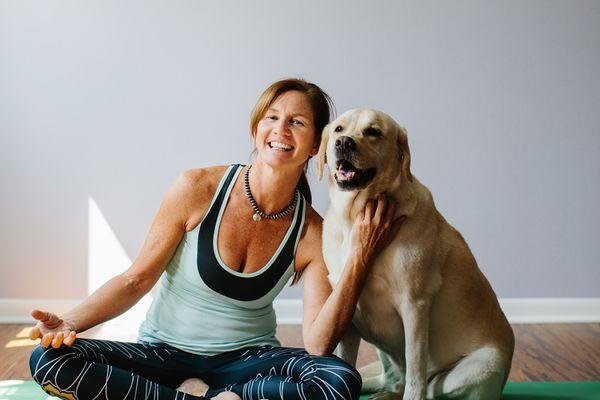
[250,78,335,204]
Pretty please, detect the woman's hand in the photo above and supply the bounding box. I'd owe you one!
[350,194,405,266]
[29,309,77,348]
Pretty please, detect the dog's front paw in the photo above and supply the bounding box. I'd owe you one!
[369,392,403,400]
[402,382,425,400]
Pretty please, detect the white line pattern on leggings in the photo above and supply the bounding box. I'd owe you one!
[32,342,360,400]
[32,341,168,400]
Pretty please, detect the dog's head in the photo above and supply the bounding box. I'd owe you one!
[317,108,413,192]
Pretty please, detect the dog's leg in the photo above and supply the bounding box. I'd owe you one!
[425,347,509,400]
[399,299,430,400]
[363,348,404,397]
[335,322,361,366]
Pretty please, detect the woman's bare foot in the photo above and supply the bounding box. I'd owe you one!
[176,377,210,397]
[211,392,241,400]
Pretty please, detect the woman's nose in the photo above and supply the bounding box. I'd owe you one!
[274,120,291,135]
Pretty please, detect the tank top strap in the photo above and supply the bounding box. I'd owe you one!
[202,164,244,223]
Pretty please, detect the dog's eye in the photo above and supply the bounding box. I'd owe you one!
[364,128,382,137]
[334,125,343,132]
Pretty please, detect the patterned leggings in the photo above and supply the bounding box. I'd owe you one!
[29,339,361,400]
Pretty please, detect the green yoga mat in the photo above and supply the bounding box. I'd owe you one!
[358,382,600,399]
[1,380,599,399]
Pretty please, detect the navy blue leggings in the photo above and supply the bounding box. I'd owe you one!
[29,339,361,400]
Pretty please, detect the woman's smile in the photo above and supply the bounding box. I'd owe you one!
[268,141,294,151]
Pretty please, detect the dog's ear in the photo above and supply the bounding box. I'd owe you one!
[316,124,330,181]
[397,125,413,183]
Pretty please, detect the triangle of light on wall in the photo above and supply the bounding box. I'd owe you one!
[85,197,152,342]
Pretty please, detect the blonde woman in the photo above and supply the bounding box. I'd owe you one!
[29,78,402,400]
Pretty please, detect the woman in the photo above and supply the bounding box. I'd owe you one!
[28,78,402,400]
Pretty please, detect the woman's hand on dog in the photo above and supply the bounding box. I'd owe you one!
[29,309,77,348]
[351,194,405,266]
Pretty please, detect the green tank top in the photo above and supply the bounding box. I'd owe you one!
[138,164,306,355]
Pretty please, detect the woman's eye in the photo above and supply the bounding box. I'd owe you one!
[291,119,304,126]
[266,115,277,120]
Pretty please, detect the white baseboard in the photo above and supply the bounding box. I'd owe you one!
[278,298,600,325]
[0,299,82,324]
[2,297,599,325]
[273,299,303,325]
[499,298,600,323]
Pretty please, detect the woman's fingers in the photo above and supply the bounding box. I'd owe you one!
[30,309,72,347]
[356,209,365,223]
[29,326,41,340]
[373,194,387,223]
[30,309,47,322]
[51,332,64,348]
[41,332,54,348]
[364,199,375,221]
[31,309,62,328]
[383,197,397,223]
[63,331,77,346]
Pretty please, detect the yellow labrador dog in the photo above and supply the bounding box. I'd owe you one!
[317,109,514,400]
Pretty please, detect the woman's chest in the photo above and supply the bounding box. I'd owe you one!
[217,205,295,274]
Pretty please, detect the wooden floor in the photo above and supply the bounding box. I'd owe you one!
[2,323,598,382]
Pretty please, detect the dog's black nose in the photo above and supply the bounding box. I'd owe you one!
[335,136,356,151]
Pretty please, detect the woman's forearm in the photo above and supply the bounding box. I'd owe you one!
[305,252,370,355]
[60,272,151,333]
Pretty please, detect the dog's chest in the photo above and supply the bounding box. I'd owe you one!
[323,218,407,347]
[354,272,406,350]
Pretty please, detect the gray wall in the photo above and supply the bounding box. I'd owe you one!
[1,0,599,300]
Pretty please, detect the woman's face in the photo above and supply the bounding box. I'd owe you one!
[254,90,319,169]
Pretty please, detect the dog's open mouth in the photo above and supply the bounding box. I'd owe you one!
[334,160,376,190]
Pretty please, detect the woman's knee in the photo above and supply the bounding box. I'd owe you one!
[29,344,77,383]
[311,355,362,399]
[29,344,49,382]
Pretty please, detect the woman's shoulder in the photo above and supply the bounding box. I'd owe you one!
[169,165,231,230]
[175,165,232,195]
[179,165,230,185]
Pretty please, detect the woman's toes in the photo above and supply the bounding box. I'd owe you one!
[177,377,210,397]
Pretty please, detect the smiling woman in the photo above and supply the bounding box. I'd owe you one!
[249,79,334,205]
[27,78,401,400]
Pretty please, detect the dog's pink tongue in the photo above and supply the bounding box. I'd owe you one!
[337,169,355,181]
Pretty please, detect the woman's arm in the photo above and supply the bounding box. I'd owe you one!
[302,195,404,356]
[30,170,204,347]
